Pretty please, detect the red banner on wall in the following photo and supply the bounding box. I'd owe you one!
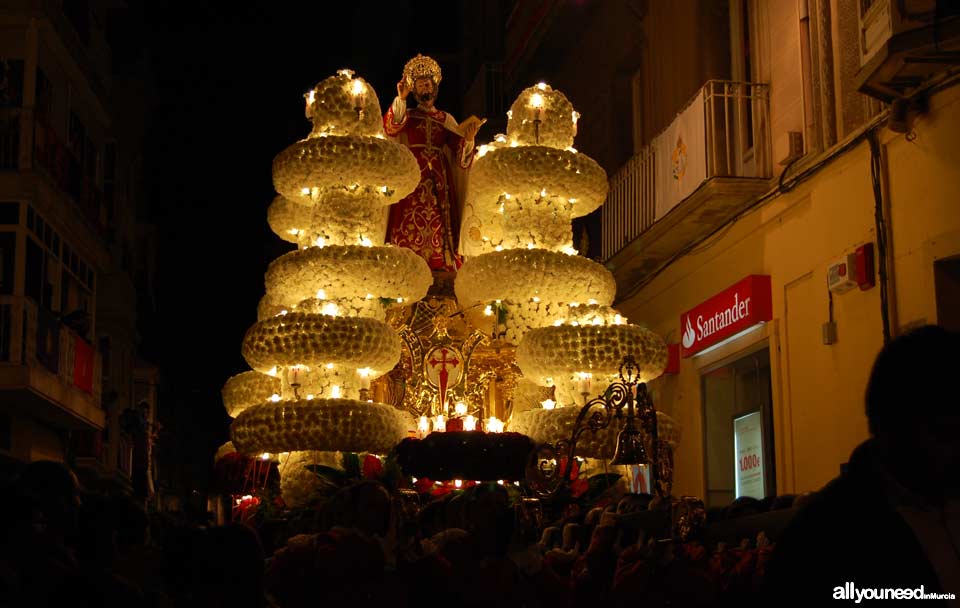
[680,275,773,358]
[73,336,94,394]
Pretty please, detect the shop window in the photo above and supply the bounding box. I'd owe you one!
[701,346,775,507]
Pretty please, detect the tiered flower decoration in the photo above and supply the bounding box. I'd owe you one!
[456,83,677,457]
[224,70,431,506]
[456,84,613,345]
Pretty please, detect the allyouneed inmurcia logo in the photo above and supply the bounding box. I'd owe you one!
[833,582,955,602]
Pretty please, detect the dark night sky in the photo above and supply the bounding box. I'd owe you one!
[112,1,467,493]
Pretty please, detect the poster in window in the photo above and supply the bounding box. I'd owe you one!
[734,411,765,499]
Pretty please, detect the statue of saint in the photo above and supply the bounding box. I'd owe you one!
[384,54,483,272]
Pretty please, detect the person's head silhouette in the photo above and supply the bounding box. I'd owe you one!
[865,325,960,502]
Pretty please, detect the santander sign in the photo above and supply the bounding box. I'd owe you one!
[680,275,773,357]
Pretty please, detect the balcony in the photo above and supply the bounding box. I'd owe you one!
[602,80,772,295]
[0,295,103,430]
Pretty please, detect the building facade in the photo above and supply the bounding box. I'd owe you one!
[0,0,158,495]
[495,0,960,504]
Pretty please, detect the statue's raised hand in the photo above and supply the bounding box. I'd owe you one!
[397,80,410,100]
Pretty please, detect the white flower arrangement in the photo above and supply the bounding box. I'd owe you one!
[460,194,575,256]
[278,450,344,508]
[506,83,578,150]
[267,195,313,244]
[214,441,237,463]
[455,249,616,308]
[242,313,401,374]
[265,245,432,306]
[273,135,420,204]
[466,146,607,220]
[516,324,668,384]
[222,370,282,418]
[508,407,680,459]
[299,189,386,248]
[304,71,385,139]
[231,399,414,454]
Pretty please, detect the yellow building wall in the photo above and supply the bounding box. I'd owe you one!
[618,84,960,498]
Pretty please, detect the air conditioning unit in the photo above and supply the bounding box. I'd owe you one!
[860,0,938,66]
[856,0,960,101]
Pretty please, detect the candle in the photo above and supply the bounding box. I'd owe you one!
[434,414,446,433]
[455,401,467,416]
[530,92,544,122]
[464,414,477,431]
[486,416,504,433]
[541,399,556,410]
[418,416,430,437]
[357,368,372,391]
[577,372,592,395]
[351,79,365,108]
[330,385,341,399]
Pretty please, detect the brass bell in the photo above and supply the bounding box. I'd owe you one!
[610,419,648,466]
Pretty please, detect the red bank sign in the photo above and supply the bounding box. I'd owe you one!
[681,275,773,357]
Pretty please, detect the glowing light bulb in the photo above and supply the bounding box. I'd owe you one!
[278,310,288,316]
[592,317,603,325]
[317,289,327,300]
[260,453,271,461]
[454,479,463,488]
[540,188,547,198]
[321,302,339,316]
[530,92,544,109]
[396,297,404,303]
[588,299,598,305]
[365,293,373,300]
[326,363,334,370]
[566,147,578,154]
[497,480,504,485]
[359,236,373,247]
[484,305,493,316]
[614,314,624,325]
[561,246,579,256]
[526,243,535,249]
[330,385,341,398]
[314,236,326,248]
[532,296,540,303]
[301,187,310,195]
[495,245,503,252]
[306,394,314,400]
[455,402,467,416]
[351,78,364,97]
[569,302,580,307]
[477,144,489,158]
[537,82,548,91]
[541,399,556,410]
[269,394,281,402]
[553,319,563,326]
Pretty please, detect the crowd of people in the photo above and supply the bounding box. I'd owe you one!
[0,325,955,607]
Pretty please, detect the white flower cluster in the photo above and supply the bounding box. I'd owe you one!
[278,450,342,508]
[267,196,313,244]
[560,304,626,327]
[508,408,680,459]
[265,245,431,306]
[461,194,575,256]
[506,84,578,149]
[222,370,282,418]
[456,249,616,308]
[516,324,668,384]
[273,135,419,204]
[231,399,413,454]
[214,441,237,463]
[304,72,384,139]
[241,313,401,375]
[468,146,607,218]
[293,296,387,323]
[301,190,386,248]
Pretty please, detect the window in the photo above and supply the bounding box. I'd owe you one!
[0,202,18,225]
[0,231,14,295]
[35,69,52,125]
[99,335,111,383]
[701,346,775,507]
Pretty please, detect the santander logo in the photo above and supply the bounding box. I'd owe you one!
[680,276,773,358]
[682,316,696,349]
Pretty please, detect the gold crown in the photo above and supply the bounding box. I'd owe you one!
[404,54,442,87]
